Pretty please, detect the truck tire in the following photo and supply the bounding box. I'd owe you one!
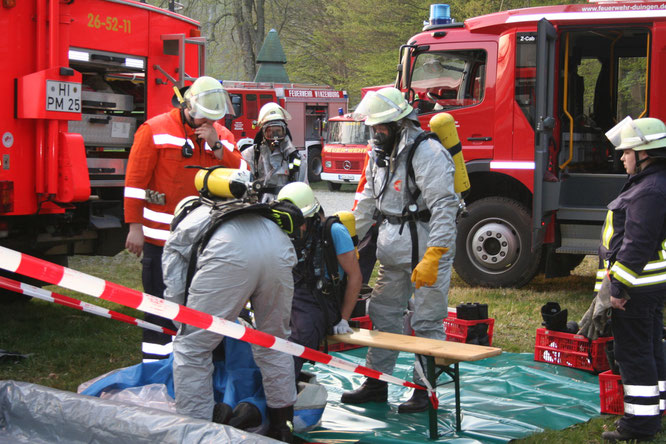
[454,197,541,288]
[327,182,342,191]
[307,146,322,182]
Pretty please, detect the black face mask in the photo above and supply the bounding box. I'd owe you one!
[372,123,398,167]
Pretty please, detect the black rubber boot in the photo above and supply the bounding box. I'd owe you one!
[228,402,263,431]
[266,405,294,443]
[398,389,429,413]
[212,402,233,425]
[340,378,388,404]
[541,302,568,332]
[601,427,654,442]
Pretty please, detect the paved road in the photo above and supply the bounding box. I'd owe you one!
[313,185,356,214]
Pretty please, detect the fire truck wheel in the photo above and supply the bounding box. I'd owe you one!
[327,182,342,191]
[454,197,541,288]
[308,147,323,182]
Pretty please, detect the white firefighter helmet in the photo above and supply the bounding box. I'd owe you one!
[257,102,292,128]
[277,182,320,218]
[606,116,666,152]
[183,76,233,121]
[352,87,413,126]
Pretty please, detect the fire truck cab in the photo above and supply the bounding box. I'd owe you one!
[1,0,204,269]
[321,114,371,191]
[397,2,666,287]
[221,81,348,182]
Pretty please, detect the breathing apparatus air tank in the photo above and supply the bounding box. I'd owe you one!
[334,211,358,246]
[334,210,359,259]
[429,112,470,194]
[194,167,252,199]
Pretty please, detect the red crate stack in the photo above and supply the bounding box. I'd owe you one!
[325,315,372,352]
[444,317,495,346]
[534,328,613,373]
[599,370,624,415]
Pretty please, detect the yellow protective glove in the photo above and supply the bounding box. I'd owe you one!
[411,247,449,289]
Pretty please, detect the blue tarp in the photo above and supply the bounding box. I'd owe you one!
[297,350,601,443]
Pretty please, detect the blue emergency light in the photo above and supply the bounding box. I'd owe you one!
[429,4,452,25]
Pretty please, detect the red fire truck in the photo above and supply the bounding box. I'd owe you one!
[220,81,348,181]
[0,0,204,274]
[320,113,371,191]
[394,2,666,287]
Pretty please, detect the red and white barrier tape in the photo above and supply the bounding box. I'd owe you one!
[0,247,435,403]
[0,275,176,336]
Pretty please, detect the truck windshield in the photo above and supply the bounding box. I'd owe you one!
[326,120,370,145]
[411,50,486,114]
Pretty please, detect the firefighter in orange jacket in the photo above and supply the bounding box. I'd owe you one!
[124,76,248,362]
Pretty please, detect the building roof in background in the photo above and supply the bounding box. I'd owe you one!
[254,29,289,82]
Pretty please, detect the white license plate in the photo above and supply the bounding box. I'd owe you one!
[46,80,81,113]
[338,174,355,181]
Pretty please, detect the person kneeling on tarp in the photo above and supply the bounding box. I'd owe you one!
[162,167,303,442]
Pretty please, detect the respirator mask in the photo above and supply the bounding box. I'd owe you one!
[370,122,399,167]
[263,121,287,148]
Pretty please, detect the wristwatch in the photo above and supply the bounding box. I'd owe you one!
[212,141,223,151]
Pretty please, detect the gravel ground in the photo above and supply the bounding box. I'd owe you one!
[313,185,357,214]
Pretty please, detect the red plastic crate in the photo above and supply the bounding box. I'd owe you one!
[443,317,494,346]
[324,315,372,352]
[599,370,624,415]
[534,328,613,373]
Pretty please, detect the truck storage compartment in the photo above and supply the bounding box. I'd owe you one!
[68,114,137,147]
[80,91,134,112]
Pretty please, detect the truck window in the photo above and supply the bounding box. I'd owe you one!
[554,28,649,174]
[515,33,537,128]
[411,50,487,114]
[230,94,243,117]
[326,120,370,145]
[246,94,258,120]
[616,56,647,120]
[259,94,274,108]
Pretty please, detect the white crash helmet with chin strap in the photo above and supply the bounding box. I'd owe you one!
[184,76,233,121]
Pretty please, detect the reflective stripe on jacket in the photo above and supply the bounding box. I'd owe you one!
[598,163,666,297]
[124,108,248,246]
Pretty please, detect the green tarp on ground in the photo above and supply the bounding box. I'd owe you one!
[297,350,601,443]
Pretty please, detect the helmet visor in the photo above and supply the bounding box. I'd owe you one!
[606,116,666,150]
[352,90,409,126]
[189,88,234,120]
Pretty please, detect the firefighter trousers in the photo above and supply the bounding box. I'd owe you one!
[611,290,666,437]
[289,285,339,379]
[141,243,176,362]
[365,258,451,385]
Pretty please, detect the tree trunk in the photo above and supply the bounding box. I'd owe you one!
[232,0,265,80]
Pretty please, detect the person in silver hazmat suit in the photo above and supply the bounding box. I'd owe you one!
[341,87,458,413]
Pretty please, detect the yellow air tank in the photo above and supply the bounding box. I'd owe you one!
[334,211,358,246]
[429,112,470,194]
[194,168,251,199]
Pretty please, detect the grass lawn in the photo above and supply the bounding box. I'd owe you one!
[1,252,664,443]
